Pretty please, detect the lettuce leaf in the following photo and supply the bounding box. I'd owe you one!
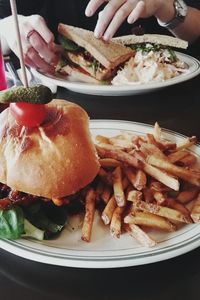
[0,201,67,240]
[58,35,80,51]
[24,202,67,239]
[0,207,24,239]
[23,219,44,240]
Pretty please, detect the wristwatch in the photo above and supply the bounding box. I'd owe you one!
[158,0,188,30]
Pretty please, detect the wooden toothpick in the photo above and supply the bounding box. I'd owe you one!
[9,0,29,88]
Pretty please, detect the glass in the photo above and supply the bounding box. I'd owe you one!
[0,39,8,112]
[0,41,7,91]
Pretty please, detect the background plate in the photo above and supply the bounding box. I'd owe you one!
[0,120,200,268]
[32,52,200,96]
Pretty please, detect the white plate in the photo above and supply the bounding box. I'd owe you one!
[32,52,200,96]
[0,120,200,268]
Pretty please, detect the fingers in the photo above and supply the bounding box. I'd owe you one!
[85,0,106,17]
[23,56,37,69]
[94,0,127,38]
[20,15,58,73]
[29,15,54,44]
[1,14,57,74]
[89,0,146,40]
[127,1,145,23]
[28,31,58,65]
[25,47,55,74]
[102,0,142,40]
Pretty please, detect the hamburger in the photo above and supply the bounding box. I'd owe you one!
[0,99,100,240]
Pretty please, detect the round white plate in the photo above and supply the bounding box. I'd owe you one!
[0,120,200,268]
[32,52,200,96]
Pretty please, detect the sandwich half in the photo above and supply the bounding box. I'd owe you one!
[112,34,189,85]
[57,24,134,84]
[113,34,188,49]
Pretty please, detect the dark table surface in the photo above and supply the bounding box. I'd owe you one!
[1,73,200,300]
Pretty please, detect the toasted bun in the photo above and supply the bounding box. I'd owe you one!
[58,23,133,69]
[0,100,100,198]
[113,34,188,49]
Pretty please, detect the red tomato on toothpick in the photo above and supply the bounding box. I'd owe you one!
[10,102,46,127]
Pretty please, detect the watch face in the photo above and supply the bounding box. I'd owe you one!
[175,0,188,17]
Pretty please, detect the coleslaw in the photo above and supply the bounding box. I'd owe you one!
[112,44,189,85]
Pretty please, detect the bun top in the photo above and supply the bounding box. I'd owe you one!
[113,34,188,49]
[58,23,134,69]
[0,100,100,198]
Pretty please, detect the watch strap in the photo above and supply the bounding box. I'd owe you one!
[158,0,188,30]
[158,17,184,30]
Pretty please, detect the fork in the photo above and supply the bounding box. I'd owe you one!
[5,60,23,87]
[26,66,41,86]
[5,58,41,87]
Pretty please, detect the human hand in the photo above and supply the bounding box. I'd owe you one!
[1,14,59,73]
[85,0,173,40]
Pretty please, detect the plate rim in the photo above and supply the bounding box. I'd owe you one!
[32,52,200,96]
[0,119,200,268]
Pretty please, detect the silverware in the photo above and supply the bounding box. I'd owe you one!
[26,66,41,86]
[5,60,23,86]
[5,57,41,87]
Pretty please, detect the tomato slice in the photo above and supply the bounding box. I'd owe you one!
[10,102,46,127]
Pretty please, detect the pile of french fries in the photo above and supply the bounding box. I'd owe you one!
[81,123,200,247]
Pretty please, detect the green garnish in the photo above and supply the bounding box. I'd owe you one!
[58,35,80,51]
[168,48,178,62]
[88,59,101,75]
[128,43,178,62]
[128,43,164,53]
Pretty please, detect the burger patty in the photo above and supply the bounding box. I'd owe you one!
[0,183,38,209]
[0,182,86,213]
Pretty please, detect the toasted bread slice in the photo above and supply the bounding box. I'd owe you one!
[113,34,188,49]
[62,65,102,84]
[58,23,134,69]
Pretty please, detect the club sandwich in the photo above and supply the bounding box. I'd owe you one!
[57,24,134,84]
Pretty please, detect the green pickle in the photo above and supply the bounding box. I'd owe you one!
[0,85,53,104]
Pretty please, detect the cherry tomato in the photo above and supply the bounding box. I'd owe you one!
[10,102,46,127]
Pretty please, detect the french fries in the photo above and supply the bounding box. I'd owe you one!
[177,187,199,204]
[153,191,167,205]
[124,223,156,247]
[143,163,180,191]
[127,190,143,202]
[102,195,117,225]
[146,155,200,187]
[96,144,143,169]
[124,167,147,191]
[99,158,121,168]
[101,185,112,204]
[176,136,197,151]
[81,188,96,242]
[168,149,189,163]
[179,153,197,166]
[124,211,176,232]
[110,206,125,238]
[112,166,126,207]
[134,170,147,190]
[191,193,200,223]
[132,200,192,224]
[71,122,200,247]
